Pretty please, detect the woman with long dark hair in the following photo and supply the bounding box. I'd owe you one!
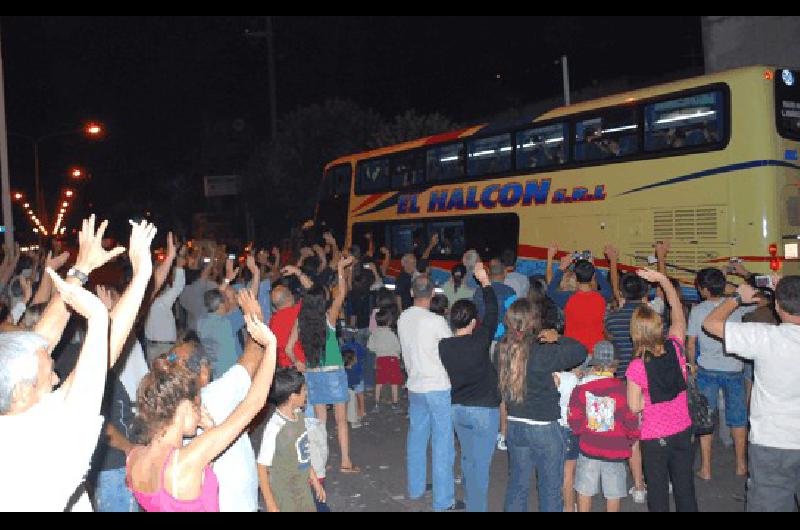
[497,299,587,512]
[296,257,360,474]
[442,264,475,307]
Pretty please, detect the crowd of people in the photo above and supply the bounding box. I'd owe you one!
[0,217,798,513]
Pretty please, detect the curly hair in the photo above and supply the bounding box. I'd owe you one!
[497,300,542,404]
[132,357,200,445]
[298,286,329,369]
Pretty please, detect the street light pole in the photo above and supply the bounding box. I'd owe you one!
[0,25,14,248]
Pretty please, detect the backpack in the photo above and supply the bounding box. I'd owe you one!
[687,374,716,436]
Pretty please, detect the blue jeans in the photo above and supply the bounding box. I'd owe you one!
[697,368,748,428]
[452,405,500,513]
[95,468,138,513]
[505,421,566,513]
[408,391,455,512]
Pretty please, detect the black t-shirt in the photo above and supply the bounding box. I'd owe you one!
[349,289,373,330]
[91,376,135,473]
[502,338,588,423]
[396,272,414,311]
[439,287,501,408]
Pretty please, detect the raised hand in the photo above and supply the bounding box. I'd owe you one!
[559,253,574,272]
[19,276,33,304]
[128,220,158,278]
[338,256,355,272]
[636,268,666,285]
[47,268,108,321]
[655,241,671,260]
[75,215,126,274]
[281,265,302,278]
[46,251,71,271]
[547,244,559,262]
[246,255,259,275]
[737,283,760,305]
[474,262,490,288]
[166,232,177,262]
[237,289,264,322]
[604,244,620,262]
[244,313,276,349]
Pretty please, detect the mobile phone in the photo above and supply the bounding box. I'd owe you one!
[203,257,212,265]
[228,254,236,261]
[754,275,775,290]
[647,256,659,266]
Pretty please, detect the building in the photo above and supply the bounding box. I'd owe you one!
[703,16,800,73]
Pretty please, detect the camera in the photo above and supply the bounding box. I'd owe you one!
[754,275,775,291]
[573,251,593,263]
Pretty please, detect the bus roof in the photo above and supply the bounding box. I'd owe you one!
[325,65,780,171]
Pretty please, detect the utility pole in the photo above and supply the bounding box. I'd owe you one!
[0,25,14,248]
[562,55,572,107]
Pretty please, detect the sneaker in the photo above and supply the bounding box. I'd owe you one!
[497,434,508,452]
[351,421,362,430]
[630,486,647,505]
[444,501,466,512]
[390,403,401,413]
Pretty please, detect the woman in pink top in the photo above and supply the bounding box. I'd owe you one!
[626,270,698,513]
[127,291,277,512]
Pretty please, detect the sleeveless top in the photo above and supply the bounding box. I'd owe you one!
[128,448,220,513]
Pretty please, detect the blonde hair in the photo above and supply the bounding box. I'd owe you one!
[631,305,666,362]
[497,300,542,404]
[560,271,578,292]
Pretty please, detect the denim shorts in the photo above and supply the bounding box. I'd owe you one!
[697,368,748,428]
[562,426,580,462]
[574,456,628,500]
[306,368,350,406]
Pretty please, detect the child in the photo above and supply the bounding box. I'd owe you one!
[258,369,326,513]
[554,366,581,513]
[568,343,640,513]
[343,347,364,429]
[367,309,403,411]
[341,340,367,420]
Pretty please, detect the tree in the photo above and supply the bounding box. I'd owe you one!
[370,110,459,149]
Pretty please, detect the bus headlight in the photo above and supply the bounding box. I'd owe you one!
[783,69,796,88]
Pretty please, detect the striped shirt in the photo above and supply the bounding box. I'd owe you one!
[605,302,643,379]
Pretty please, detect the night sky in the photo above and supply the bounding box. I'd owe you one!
[0,16,703,236]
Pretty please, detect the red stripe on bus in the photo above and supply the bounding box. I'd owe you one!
[424,128,474,146]
[351,193,389,214]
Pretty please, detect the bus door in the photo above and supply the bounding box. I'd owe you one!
[316,164,353,246]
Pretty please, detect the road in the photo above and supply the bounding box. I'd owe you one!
[315,391,748,513]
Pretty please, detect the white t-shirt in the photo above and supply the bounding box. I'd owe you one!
[200,365,258,512]
[398,306,452,393]
[725,322,800,450]
[367,327,401,359]
[0,392,104,512]
[115,340,149,402]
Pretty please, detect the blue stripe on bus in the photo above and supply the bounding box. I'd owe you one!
[619,160,800,197]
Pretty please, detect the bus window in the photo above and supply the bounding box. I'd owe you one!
[516,124,569,170]
[467,134,513,177]
[392,151,426,189]
[645,91,725,152]
[575,110,639,162]
[357,157,391,195]
[323,164,352,200]
[463,214,520,260]
[391,223,425,258]
[427,143,465,182]
[777,69,800,140]
[352,223,389,255]
[427,221,466,260]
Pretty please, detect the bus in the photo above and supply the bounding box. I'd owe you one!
[315,66,800,296]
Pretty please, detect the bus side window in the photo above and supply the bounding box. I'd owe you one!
[516,124,568,171]
[575,110,639,163]
[645,91,725,153]
[357,158,391,194]
[427,143,465,182]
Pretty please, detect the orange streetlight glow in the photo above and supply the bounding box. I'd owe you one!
[71,168,83,179]
[62,202,69,208]
[65,190,74,198]
[85,123,103,137]
[13,193,23,201]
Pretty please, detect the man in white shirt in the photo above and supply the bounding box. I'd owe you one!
[0,216,156,512]
[502,249,530,299]
[705,277,800,513]
[145,236,187,364]
[397,275,459,512]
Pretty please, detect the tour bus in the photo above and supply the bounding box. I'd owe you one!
[315,66,800,295]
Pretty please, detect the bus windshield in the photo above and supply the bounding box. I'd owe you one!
[777,69,800,140]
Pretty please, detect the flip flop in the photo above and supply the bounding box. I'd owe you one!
[340,465,362,475]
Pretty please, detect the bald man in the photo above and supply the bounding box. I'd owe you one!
[269,285,306,369]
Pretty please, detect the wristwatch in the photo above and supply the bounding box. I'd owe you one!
[67,268,90,286]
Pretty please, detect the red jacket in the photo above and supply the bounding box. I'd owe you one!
[564,291,606,355]
[568,376,640,462]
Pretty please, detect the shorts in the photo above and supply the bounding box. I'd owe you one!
[562,426,580,462]
[574,456,628,500]
[697,368,748,428]
[376,357,404,386]
[306,368,350,406]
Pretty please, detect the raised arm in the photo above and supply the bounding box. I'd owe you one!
[380,247,391,279]
[637,268,685,340]
[605,244,621,303]
[35,216,125,355]
[236,290,267,379]
[184,309,276,469]
[108,220,157,367]
[546,244,558,285]
[323,233,340,270]
[31,252,70,306]
[0,244,21,288]
[46,268,110,415]
[152,232,178,299]
[282,265,314,291]
[245,255,261,300]
[364,232,376,259]
[421,233,440,261]
[704,283,761,341]
[474,263,499,342]
[328,257,354,327]
[655,241,670,277]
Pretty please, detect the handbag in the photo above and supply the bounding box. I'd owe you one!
[687,374,716,436]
